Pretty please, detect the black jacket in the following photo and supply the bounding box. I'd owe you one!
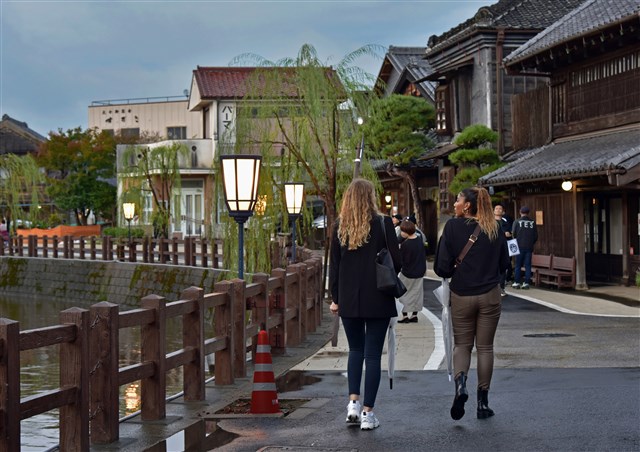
[434,218,510,296]
[512,215,538,251]
[329,215,401,318]
[400,236,426,278]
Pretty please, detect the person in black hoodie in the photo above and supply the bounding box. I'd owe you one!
[329,178,401,431]
[434,186,509,421]
[511,206,538,290]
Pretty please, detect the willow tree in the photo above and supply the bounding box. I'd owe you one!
[0,153,44,231]
[120,142,189,238]
[362,94,436,229]
[228,43,384,276]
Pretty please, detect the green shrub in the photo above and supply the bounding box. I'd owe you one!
[102,226,145,239]
[636,269,640,288]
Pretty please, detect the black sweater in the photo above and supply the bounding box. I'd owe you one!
[400,236,427,278]
[434,218,510,296]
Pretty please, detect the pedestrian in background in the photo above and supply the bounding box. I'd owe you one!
[397,219,427,323]
[512,206,538,289]
[392,214,403,240]
[494,203,513,296]
[329,178,401,431]
[434,186,509,421]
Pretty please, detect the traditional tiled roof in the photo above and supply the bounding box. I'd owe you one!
[193,66,339,99]
[504,0,640,65]
[0,114,46,155]
[426,0,586,55]
[479,126,640,186]
[380,46,436,99]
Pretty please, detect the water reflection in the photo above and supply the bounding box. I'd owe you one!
[0,294,191,450]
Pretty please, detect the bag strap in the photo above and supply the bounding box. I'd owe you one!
[455,224,481,266]
[379,215,388,249]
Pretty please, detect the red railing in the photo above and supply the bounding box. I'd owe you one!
[0,248,323,450]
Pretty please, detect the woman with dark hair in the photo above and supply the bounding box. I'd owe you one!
[397,219,426,323]
[329,178,401,430]
[434,186,509,421]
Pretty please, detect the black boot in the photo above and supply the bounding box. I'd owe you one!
[450,372,468,420]
[477,388,495,419]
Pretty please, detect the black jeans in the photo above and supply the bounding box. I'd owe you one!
[341,317,390,408]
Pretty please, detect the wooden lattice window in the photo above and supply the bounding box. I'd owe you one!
[439,166,456,213]
[435,85,450,134]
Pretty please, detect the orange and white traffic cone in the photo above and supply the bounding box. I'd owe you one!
[250,329,281,414]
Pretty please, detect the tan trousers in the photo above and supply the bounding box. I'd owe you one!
[451,285,501,390]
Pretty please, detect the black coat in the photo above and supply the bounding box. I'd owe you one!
[329,215,401,318]
[434,218,510,296]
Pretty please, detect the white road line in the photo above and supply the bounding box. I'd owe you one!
[422,306,444,370]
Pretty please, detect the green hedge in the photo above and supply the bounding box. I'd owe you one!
[102,226,146,239]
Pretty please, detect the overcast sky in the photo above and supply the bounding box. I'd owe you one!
[1,0,495,137]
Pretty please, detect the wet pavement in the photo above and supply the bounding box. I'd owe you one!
[91,276,639,451]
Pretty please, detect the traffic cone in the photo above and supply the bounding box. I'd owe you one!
[250,329,281,414]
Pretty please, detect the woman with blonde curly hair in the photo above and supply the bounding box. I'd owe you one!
[329,178,401,431]
[434,186,509,421]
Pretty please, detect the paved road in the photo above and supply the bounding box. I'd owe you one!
[100,279,639,452]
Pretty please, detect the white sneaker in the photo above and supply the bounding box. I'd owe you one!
[360,411,380,430]
[521,283,530,290]
[511,282,521,289]
[346,400,361,423]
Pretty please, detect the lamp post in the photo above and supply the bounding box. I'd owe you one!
[353,117,365,178]
[384,194,392,214]
[220,155,262,279]
[122,202,135,243]
[284,183,304,263]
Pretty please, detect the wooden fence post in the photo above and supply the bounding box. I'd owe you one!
[172,237,179,265]
[250,273,269,364]
[293,263,308,341]
[285,265,302,347]
[269,268,287,355]
[181,287,205,401]
[200,240,208,268]
[140,295,167,420]
[59,307,90,451]
[90,237,97,260]
[0,318,20,452]
[213,280,233,385]
[143,236,150,263]
[89,302,120,444]
[230,279,247,379]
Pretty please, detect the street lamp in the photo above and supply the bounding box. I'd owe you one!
[122,202,135,242]
[220,155,262,279]
[354,117,365,178]
[384,194,392,214]
[284,183,304,263]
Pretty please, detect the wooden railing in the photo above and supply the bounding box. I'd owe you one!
[0,235,224,268]
[0,248,324,451]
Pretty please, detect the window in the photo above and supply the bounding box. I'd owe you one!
[121,128,140,140]
[167,126,187,140]
[435,85,449,134]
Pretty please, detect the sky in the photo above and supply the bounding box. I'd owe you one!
[1,0,496,138]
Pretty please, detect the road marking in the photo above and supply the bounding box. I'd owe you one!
[422,307,444,370]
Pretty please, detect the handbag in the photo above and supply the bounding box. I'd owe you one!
[507,238,520,256]
[375,216,407,298]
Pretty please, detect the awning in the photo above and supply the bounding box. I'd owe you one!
[479,126,640,187]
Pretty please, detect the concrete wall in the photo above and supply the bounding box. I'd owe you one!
[0,256,229,307]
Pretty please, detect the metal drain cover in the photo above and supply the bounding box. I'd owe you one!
[523,333,575,338]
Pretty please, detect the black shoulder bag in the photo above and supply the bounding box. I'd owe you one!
[375,216,407,298]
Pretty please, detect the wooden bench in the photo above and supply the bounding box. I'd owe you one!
[537,255,576,289]
[524,254,552,286]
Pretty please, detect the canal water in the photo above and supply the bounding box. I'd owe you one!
[0,294,194,450]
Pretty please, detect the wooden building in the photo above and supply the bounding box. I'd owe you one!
[480,0,640,287]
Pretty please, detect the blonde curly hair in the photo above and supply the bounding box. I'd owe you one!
[338,179,380,250]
